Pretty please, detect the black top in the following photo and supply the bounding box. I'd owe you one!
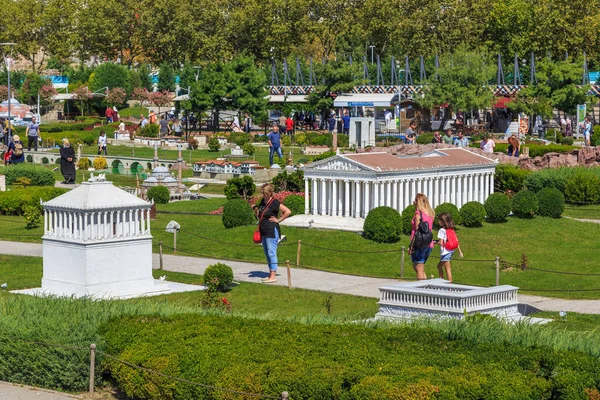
[60,145,75,161]
[258,198,280,238]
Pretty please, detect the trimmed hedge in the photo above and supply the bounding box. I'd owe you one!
[222,199,255,229]
[401,204,416,235]
[202,263,233,292]
[537,188,565,218]
[434,203,461,228]
[147,186,170,204]
[564,172,600,205]
[495,164,531,192]
[511,190,539,219]
[0,187,67,215]
[459,201,486,227]
[363,206,402,243]
[4,164,56,186]
[282,194,304,216]
[101,313,600,400]
[524,167,600,194]
[484,193,511,223]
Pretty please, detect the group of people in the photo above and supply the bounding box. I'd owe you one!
[105,106,120,124]
[2,117,41,165]
[256,191,463,284]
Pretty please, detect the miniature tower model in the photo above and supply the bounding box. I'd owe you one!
[153,142,159,169]
[177,144,184,194]
[40,174,169,298]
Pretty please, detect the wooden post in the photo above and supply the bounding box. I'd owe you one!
[286,260,292,289]
[401,246,405,278]
[89,343,96,395]
[281,391,289,400]
[495,256,500,286]
[296,240,302,266]
[173,230,177,252]
[159,241,164,270]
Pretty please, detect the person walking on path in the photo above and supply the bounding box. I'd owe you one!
[8,135,24,164]
[580,116,592,147]
[255,183,291,283]
[409,193,435,280]
[267,125,282,166]
[26,116,40,151]
[435,212,463,283]
[159,115,171,137]
[342,111,351,135]
[105,107,113,124]
[59,138,76,184]
[98,131,107,155]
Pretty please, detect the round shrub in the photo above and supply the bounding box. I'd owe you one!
[203,263,234,292]
[434,203,461,228]
[459,201,486,227]
[484,193,511,223]
[92,156,108,170]
[222,199,254,229]
[537,187,565,218]
[564,172,600,205]
[401,204,416,235]
[77,157,90,170]
[147,186,170,204]
[283,194,304,216]
[511,189,539,219]
[363,206,402,243]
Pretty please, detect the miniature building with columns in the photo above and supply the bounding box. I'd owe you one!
[301,148,497,218]
[40,174,169,298]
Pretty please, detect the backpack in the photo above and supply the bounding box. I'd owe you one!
[13,142,23,157]
[412,211,433,250]
[445,228,459,251]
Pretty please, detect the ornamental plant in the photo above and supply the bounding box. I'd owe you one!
[202,263,234,292]
[434,203,461,228]
[283,194,304,215]
[401,204,416,235]
[511,190,539,219]
[536,187,565,218]
[484,193,511,223]
[221,199,254,229]
[92,156,108,170]
[147,186,170,204]
[363,206,402,243]
[459,201,486,227]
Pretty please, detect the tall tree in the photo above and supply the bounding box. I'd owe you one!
[418,46,495,112]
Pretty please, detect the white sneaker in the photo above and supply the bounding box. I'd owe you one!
[277,235,287,245]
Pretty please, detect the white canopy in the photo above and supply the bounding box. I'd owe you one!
[173,94,190,101]
[52,92,106,101]
[333,93,399,107]
[267,95,308,103]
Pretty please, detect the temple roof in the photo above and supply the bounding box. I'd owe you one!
[44,181,150,211]
[303,147,497,175]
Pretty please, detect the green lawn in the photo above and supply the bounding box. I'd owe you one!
[156,197,224,213]
[563,204,600,220]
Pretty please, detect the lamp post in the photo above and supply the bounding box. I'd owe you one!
[0,43,16,143]
[369,45,375,65]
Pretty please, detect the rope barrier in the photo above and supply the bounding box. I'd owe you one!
[525,267,600,276]
[301,242,401,254]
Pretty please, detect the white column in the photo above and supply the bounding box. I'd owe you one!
[373,182,379,208]
[304,178,310,214]
[354,181,361,217]
[320,179,326,215]
[44,210,48,234]
[331,179,337,216]
[474,174,480,203]
[457,176,463,207]
[129,210,134,235]
[479,174,485,203]
[450,176,456,205]
[490,172,495,195]
[467,175,473,202]
[139,210,144,236]
[444,176,450,204]
[311,179,317,214]
[146,208,151,234]
[344,180,350,217]
[426,177,432,203]
[403,180,409,211]
[386,181,392,207]
[364,182,370,215]
[410,179,416,203]
[392,181,398,211]
[105,212,110,238]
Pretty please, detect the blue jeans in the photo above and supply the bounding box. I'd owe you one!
[261,229,279,271]
[269,146,283,166]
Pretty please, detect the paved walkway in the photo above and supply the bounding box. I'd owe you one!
[0,381,79,399]
[1,240,599,314]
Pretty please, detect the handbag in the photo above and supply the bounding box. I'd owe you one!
[410,211,433,250]
[253,198,274,243]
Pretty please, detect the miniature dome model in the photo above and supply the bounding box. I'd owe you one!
[140,165,183,200]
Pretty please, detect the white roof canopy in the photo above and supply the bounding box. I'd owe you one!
[43,181,150,211]
[267,95,309,103]
[333,93,399,107]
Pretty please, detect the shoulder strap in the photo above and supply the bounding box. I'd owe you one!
[259,198,275,222]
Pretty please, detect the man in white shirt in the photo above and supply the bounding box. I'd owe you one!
[384,110,393,128]
[98,131,107,155]
[482,136,495,153]
[140,115,148,128]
